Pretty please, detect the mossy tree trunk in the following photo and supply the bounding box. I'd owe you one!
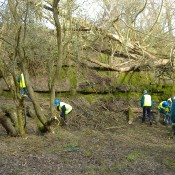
[22,66,50,132]
[50,0,63,118]
[16,98,26,136]
[6,0,51,134]
[0,60,26,136]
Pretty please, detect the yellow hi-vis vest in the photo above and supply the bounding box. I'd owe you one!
[58,102,72,115]
[158,101,170,112]
[19,73,26,88]
[143,94,152,106]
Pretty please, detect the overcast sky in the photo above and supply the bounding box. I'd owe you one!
[75,0,102,20]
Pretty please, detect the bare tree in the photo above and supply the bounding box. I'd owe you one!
[0,0,52,136]
[49,0,63,117]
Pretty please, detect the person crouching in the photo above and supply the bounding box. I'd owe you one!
[54,99,72,126]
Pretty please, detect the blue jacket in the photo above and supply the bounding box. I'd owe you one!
[171,99,175,123]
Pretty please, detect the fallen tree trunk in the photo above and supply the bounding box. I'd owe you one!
[87,58,169,72]
[41,3,173,73]
[42,4,163,61]
[0,109,17,136]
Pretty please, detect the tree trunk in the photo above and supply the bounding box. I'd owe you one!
[22,66,50,132]
[50,0,63,118]
[0,109,17,136]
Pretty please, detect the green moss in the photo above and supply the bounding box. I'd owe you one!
[59,67,77,93]
[103,94,114,101]
[113,91,140,101]
[59,67,67,80]
[97,70,115,77]
[99,53,108,63]
[84,94,97,104]
[1,91,13,98]
[83,151,92,157]
[64,143,79,152]
[113,71,154,87]
[83,93,118,104]
[110,162,127,171]
[128,107,134,122]
[126,151,143,161]
[163,158,175,168]
[68,68,77,90]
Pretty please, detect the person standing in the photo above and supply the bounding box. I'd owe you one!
[54,99,72,126]
[140,90,153,125]
[18,73,31,99]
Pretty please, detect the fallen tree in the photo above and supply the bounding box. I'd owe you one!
[41,3,174,74]
[87,58,169,72]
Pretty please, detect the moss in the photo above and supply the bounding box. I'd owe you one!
[82,94,114,104]
[103,94,114,101]
[97,70,115,77]
[99,53,108,63]
[128,107,134,122]
[68,68,77,90]
[84,94,97,104]
[163,158,175,168]
[110,162,127,171]
[126,151,143,161]
[58,67,78,94]
[1,91,13,98]
[83,151,92,157]
[0,88,3,96]
[59,67,67,80]
[64,143,79,152]
[113,71,154,87]
[113,91,140,101]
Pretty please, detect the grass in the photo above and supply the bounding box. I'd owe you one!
[1,95,175,174]
[127,151,143,161]
[163,158,175,168]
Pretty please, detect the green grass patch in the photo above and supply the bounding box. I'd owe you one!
[64,143,79,152]
[83,150,92,157]
[1,91,13,98]
[163,158,175,168]
[111,162,128,171]
[126,151,143,161]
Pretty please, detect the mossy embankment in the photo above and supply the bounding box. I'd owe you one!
[0,64,174,105]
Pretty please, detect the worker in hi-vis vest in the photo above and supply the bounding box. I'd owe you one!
[156,101,171,125]
[18,73,31,99]
[140,90,153,125]
[54,99,72,126]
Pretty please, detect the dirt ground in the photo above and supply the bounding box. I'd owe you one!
[0,95,175,175]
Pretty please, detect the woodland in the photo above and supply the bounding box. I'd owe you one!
[0,0,175,136]
[0,0,175,174]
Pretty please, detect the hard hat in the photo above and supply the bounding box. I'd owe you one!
[54,99,60,106]
[162,101,168,108]
[143,90,147,94]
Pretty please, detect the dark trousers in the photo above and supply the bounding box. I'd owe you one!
[20,88,31,99]
[142,106,152,122]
